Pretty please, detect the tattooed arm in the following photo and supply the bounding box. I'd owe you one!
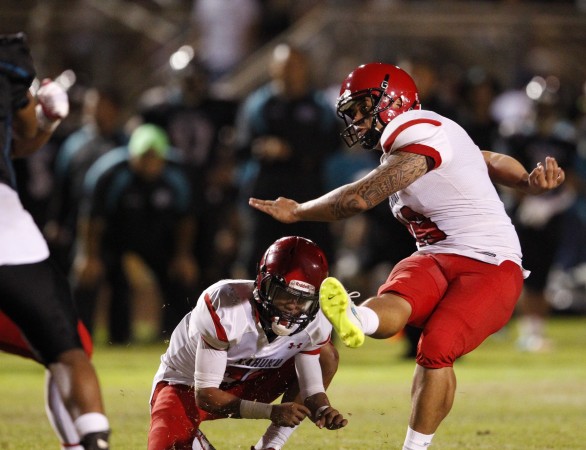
[248,151,429,223]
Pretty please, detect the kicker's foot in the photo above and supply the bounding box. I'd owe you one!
[319,277,364,348]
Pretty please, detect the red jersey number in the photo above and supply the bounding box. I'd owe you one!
[398,206,447,246]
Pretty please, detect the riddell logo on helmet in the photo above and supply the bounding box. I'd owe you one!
[289,280,315,295]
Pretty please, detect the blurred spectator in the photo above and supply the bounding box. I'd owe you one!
[137,59,241,290]
[44,86,127,272]
[458,67,502,151]
[72,124,198,344]
[190,0,262,81]
[546,83,586,314]
[500,84,577,351]
[233,43,340,277]
[399,54,459,120]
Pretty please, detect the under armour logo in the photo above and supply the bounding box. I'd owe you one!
[288,343,302,349]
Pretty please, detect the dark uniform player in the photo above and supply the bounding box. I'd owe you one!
[234,44,340,277]
[0,32,110,450]
[73,124,199,343]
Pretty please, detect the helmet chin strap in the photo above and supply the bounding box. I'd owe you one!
[359,116,382,150]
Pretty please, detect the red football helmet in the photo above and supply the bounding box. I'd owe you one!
[336,63,421,149]
[254,236,329,336]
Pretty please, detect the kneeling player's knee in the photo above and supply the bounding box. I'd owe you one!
[416,330,461,369]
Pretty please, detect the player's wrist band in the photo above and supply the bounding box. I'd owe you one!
[239,400,273,420]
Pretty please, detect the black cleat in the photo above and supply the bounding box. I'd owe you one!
[80,430,110,450]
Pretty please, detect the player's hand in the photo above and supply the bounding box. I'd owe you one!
[526,156,565,195]
[36,78,69,120]
[35,78,69,132]
[312,405,348,430]
[270,402,310,427]
[248,197,300,224]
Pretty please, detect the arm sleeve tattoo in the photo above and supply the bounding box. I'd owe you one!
[329,151,428,220]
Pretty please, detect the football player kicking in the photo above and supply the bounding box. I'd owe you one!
[148,236,347,450]
[249,63,565,449]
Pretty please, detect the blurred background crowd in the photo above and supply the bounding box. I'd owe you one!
[3,0,586,354]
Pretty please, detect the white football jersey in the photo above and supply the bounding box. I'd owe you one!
[379,109,524,269]
[0,184,50,265]
[152,279,332,388]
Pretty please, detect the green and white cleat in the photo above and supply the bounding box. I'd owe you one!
[319,277,365,348]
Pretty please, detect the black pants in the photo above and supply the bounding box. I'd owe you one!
[0,258,81,364]
[75,251,196,344]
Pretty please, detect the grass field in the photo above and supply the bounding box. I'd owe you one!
[0,316,585,449]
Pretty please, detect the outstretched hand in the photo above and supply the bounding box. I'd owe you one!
[248,197,300,224]
[526,156,565,195]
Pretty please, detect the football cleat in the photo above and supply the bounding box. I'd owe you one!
[80,431,110,450]
[319,277,365,348]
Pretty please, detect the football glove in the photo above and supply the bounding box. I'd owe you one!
[35,78,69,132]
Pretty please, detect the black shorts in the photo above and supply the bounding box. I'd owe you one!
[516,214,563,291]
[0,258,82,364]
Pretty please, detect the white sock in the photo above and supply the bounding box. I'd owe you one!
[254,423,297,450]
[356,306,379,335]
[402,426,434,450]
[45,373,81,447]
[74,412,110,437]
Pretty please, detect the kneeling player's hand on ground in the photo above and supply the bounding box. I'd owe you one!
[271,402,310,427]
[313,405,348,430]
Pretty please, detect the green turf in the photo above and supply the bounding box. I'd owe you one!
[0,316,585,449]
